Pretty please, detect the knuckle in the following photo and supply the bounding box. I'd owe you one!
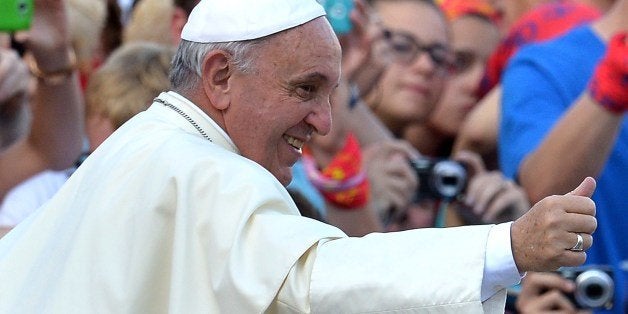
[588,198,597,215]
[547,290,563,299]
[544,214,561,229]
[542,195,561,209]
[587,217,598,233]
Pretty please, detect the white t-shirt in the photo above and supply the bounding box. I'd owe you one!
[0,170,69,227]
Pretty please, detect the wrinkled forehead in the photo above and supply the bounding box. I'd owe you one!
[261,17,342,80]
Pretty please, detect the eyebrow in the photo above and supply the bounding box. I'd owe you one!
[289,71,340,90]
[292,72,330,84]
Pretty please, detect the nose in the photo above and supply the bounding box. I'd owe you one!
[409,51,438,74]
[305,99,332,136]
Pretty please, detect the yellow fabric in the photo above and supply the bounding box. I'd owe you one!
[0,92,507,313]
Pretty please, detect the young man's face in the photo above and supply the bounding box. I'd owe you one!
[225,17,342,185]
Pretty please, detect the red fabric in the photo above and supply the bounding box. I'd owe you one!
[589,32,628,114]
[479,1,601,97]
[303,133,369,210]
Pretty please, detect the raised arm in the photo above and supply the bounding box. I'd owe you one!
[0,0,84,200]
[519,32,626,202]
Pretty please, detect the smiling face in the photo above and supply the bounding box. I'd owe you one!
[428,15,500,137]
[224,17,342,185]
[368,0,451,135]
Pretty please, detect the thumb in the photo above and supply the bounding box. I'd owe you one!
[567,177,596,198]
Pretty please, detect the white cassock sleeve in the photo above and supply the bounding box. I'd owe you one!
[482,222,522,301]
[268,223,518,313]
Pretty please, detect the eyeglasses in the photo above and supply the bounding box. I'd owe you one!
[383,29,452,71]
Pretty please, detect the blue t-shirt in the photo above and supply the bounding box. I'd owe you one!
[500,25,627,313]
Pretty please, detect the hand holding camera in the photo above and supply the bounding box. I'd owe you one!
[516,266,614,312]
[21,0,73,73]
[408,156,467,202]
[363,139,418,218]
[0,0,33,32]
[515,271,584,313]
[2,0,74,80]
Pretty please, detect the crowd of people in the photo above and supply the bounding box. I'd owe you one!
[0,0,625,313]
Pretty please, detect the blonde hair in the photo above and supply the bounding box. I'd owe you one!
[123,0,174,46]
[66,0,107,73]
[85,42,175,129]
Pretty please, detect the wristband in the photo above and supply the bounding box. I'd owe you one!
[303,133,369,209]
[588,32,628,114]
[25,49,77,86]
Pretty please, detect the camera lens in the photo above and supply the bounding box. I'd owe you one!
[574,269,614,309]
[18,0,28,13]
[431,160,467,200]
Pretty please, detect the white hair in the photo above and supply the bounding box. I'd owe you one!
[169,39,268,92]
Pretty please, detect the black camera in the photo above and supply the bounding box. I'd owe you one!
[409,157,467,201]
[558,265,615,310]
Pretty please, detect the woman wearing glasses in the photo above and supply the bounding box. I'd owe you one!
[403,1,531,227]
[363,0,460,230]
[365,0,452,137]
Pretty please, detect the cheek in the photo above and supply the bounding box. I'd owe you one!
[431,77,447,96]
[380,66,404,93]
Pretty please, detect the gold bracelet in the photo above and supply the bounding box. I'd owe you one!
[25,49,77,86]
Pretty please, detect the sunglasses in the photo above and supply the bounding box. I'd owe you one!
[383,29,452,71]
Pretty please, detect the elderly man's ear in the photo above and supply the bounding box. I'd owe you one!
[201,51,233,110]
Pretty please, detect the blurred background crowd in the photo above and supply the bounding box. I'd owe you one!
[0,0,625,312]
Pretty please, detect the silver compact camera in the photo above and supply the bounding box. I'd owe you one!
[558,265,614,310]
[409,157,467,201]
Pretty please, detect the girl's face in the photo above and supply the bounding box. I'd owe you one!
[368,0,451,135]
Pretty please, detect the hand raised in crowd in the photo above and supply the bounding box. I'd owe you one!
[511,177,597,272]
[362,140,418,218]
[16,0,72,69]
[516,272,591,314]
[338,0,392,97]
[0,0,83,201]
[455,150,530,223]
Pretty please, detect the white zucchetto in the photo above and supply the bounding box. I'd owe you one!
[181,0,327,43]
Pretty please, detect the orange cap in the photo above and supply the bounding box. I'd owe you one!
[439,0,499,22]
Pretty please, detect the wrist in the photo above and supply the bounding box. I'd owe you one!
[303,155,370,209]
[302,133,370,209]
[24,48,77,86]
[588,82,627,114]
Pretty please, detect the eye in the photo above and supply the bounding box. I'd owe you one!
[295,84,317,99]
[390,39,413,54]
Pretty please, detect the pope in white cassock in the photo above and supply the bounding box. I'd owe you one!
[0,0,599,313]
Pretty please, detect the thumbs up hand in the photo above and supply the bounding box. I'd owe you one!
[510,177,597,272]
